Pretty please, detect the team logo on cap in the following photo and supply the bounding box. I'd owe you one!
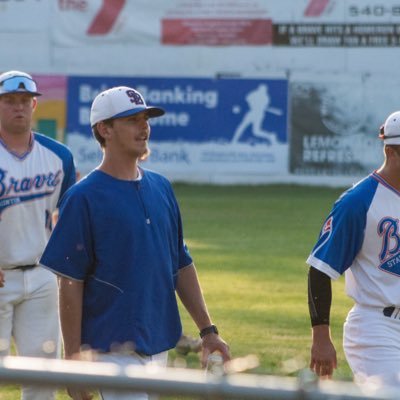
[126,90,145,106]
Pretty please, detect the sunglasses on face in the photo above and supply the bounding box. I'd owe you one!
[0,76,40,95]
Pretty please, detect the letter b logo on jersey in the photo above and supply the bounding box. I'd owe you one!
[126,90,144,105]
[378,217,400,261]
[378,217,400,276]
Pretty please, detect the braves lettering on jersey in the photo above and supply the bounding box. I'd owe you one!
[307,172,400,307]
[0,132,76,268]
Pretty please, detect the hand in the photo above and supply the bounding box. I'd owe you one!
[65,351,96,399]
[0,269,5,288]
[67,387,94,400]
[310,325,337,378]
[200,333,231,368]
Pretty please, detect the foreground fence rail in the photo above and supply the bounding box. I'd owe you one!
[0,356,398,399]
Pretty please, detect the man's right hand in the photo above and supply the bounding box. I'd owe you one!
[310,324,337,378]
[66,387,93,400]
[65,351,96,400]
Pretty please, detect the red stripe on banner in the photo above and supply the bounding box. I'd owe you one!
[87,0,126,35]
[162,19,272,45]
[304,0,330,16]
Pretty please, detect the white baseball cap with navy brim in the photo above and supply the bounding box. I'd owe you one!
[90,86,165,127]
[0,70,41,96]
[379,111,400,145]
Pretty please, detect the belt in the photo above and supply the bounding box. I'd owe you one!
[11,264,37,271]
[383,306,400,318]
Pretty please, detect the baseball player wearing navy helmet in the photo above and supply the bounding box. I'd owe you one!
[307,111,400,388]
[40,86,230,400]
[0,70,76,400]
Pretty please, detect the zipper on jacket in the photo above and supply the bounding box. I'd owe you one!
[134,182,151,225]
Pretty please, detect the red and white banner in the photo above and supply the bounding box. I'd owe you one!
[52,0,400,47]
[52,0,271,46]
[3,1,400,47]
[162,19,272,45]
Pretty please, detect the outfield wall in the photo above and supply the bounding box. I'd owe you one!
[2,0,398,185]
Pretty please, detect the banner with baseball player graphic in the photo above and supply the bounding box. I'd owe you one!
[66,76,288,183]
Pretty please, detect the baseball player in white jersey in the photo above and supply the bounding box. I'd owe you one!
[307,110,400,388]
[0,70,76,400]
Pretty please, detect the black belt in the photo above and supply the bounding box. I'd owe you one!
[12,264,37,271]
[383,306,397,318]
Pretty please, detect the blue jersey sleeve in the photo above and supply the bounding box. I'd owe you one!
[307,177,378,278]
[177,210,193,269]
[165,180,193,269]
[40,188,93,280]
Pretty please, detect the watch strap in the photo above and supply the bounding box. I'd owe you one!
[199,324,219,338]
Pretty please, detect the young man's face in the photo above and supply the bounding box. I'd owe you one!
[105,112,151,159]
[0,93,36,135]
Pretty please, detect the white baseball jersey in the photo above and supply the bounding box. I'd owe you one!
[307,172,400,308]
[0,132,75,268]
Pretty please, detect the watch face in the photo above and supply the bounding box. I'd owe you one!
[200,325,218,338]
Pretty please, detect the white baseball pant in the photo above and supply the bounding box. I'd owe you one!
[0,266,60,400]
[97,351,168,400]
[344,303,400,389]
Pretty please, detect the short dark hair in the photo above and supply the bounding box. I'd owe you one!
[92,119,114,148]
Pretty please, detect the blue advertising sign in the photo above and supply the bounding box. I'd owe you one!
[66,76,288,182]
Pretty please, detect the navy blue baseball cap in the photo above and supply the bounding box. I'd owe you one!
[90,86,165,127]
[0,70,41,96]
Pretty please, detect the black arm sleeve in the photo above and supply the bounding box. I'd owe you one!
[308,266,332,327]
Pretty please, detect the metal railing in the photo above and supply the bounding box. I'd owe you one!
[0,356,398,399]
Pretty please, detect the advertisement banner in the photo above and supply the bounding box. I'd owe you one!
[272,0,400,47]
[162,18,272,45]
[32,75,67,143]
[273,24,400,47]
[66,76,288,182]
[52,0,400,47]
[289,78,394,176]
[53,0,270,46]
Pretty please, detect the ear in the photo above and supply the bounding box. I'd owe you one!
[97,121,112,142]
[385,145,400,159]
[32,97,38,110]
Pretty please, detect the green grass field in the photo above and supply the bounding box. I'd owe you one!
[0,184,355,399]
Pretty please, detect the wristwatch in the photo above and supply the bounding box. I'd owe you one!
[199,324,219,338]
